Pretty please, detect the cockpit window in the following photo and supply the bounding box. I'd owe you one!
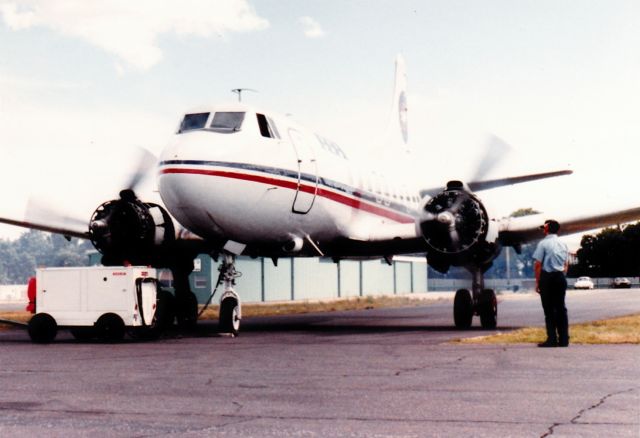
[256,113,280,139]
[210,112,245,132]
[179,113,209,133]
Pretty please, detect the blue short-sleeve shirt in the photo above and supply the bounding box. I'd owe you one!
[533,234,568,273]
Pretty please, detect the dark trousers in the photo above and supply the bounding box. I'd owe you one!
[539,271,569,343]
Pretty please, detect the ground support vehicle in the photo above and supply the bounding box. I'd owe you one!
[28,266,162,343]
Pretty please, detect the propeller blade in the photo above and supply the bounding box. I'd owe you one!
[449,228,460,250]
[470,134,512,183]
[21,198,90,238]
[420,211,437,222]
[123,147,157,193]
[448,191,469,215]
[26,199,88,229]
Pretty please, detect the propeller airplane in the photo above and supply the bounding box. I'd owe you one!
[2,55,640,334]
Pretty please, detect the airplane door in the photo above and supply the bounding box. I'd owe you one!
[288,129,318,214]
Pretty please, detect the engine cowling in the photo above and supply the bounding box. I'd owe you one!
[89,190,175,266]
[418,182,499,272]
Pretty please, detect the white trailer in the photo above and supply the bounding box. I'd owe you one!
[28,266,160,343]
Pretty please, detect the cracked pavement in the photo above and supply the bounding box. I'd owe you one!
[0,289,637,437]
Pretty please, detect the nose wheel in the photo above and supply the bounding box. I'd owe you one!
[217,254,242,335]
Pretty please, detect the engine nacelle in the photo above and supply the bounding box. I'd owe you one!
[89,190,175,266]
[418,183,499,272]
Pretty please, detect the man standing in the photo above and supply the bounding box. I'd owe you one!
[533,219,570,347]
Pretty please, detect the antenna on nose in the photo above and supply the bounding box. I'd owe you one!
[231,88,258,102]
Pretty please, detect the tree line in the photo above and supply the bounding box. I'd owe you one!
[0,230,92,284]
[568,222,640,277]
[1,217,638,284]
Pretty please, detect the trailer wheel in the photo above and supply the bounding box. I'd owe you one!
[28,313,57,343]
[95,313,125,342]
[70,327,96,341]
[219,297,240,335]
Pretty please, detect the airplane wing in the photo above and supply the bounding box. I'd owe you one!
[497,206,640,247]
[420,170,573,198]
[0,214,90,240]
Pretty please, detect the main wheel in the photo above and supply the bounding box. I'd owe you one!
[28,313,57,343]
[155,289,176,330]
[95,313,126,342]
[453,289,473,329]
[176,291,198,330]
[479,289,497,329]
[131,289,175,340]
[219,297,240,335]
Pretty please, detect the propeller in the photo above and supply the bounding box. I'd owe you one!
[23,147,158,240]
[122,147,158,195]
[418,135,509,254]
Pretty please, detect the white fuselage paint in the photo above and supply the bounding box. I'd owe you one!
[157,104,422,256]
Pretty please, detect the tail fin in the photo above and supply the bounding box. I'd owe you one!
[385,54,409,152]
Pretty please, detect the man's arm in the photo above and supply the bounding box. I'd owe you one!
[534,260,542,294]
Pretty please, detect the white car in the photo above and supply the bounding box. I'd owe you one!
[574,276,595,290]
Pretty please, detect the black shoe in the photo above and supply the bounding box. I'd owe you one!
[558,341,569,347]
[537,340,558,348]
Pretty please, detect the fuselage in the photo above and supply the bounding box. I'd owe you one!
[157,103,422,257]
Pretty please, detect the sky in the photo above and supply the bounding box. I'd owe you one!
[1,0,640,248]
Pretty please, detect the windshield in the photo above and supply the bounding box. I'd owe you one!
[178,113,210,133]
[210,112,245,132]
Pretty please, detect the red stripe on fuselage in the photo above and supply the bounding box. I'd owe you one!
[160,167,415,224]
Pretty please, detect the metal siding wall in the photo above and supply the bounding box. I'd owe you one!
[395,262,412,294]
[412,262,428,293]
[339,261,361,297]
[234,258,263,303]
[293,258,338,300]
[361,260,394,295]
[264,258,292,301]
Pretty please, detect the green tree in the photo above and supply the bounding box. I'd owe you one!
[0,230,93,284]
[571,222,640,277]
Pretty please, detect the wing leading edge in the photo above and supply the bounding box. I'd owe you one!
[498,206,640,247]
[0,215,90,240]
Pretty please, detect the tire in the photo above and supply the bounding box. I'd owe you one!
[479,289,497,329]
[70,327,96,341]
[131,289,174,340]
[453,289,473,329]
[28,313,57,343]
[219,297,240,335]
[176,291,198,330]
[155,289,176,330]
[95,313,126,342]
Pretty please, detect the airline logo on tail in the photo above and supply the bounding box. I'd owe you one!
[398,90,408,144]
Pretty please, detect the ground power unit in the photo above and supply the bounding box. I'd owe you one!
[28,266,160,343]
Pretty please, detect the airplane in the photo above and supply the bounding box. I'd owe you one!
[2,55,640,335]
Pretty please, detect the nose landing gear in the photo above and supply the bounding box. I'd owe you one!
[217,254,242,335]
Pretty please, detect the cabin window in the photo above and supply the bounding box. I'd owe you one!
[256,113,279,138]
[210,112,245,132]
[179,112,209,133]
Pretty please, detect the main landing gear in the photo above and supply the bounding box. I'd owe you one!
[453,267,497,330]
[217,254,242,335]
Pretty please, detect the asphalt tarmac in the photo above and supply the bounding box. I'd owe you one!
[0,289,638,437]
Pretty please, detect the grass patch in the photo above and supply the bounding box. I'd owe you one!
[197,294,441,319]
[0,311,32,330]
[457,313,640,345]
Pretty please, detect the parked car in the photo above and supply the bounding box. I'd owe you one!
[612,277,632,288]
[574,276,595,290]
